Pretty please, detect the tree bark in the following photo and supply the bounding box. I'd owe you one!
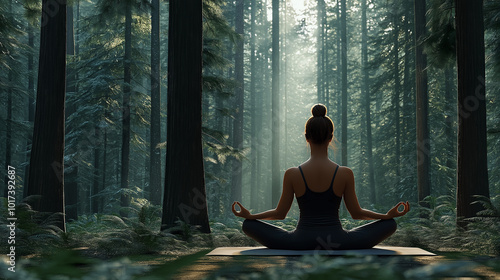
[455,0,490,226]
[150,0,162,205]
[66,4,74,56]
[65,3,78,220]
[161,0,210,233]
[27,0,67,231]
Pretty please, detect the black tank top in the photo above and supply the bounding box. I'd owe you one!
[296,165,342,230]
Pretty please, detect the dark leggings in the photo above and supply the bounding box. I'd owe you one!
[242,219,397,250]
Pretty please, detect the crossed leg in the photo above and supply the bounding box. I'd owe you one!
[241,218,397,250]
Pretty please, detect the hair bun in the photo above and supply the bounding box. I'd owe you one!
[311,104,327,117]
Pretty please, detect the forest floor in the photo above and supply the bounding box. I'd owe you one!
[127,247,500,279]
[3,245,500,279]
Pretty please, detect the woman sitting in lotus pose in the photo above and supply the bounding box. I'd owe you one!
[231,104,410,250]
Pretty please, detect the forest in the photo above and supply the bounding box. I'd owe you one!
[0,0,500,278]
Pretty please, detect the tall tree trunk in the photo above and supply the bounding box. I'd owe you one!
[27,0,67,231]
[335,2,341,164]
[213,81,224,218]
[66,4,74,56]
[65,3,78,220]
[455,0,490,226]
[232,0,244,203]
[361,0,376,204]
[323,7,329,108]
[393,6,401,178]
[250,0,258,210]
[402,2,412,155]
[101,111,108,212]
[316,0,323,103]
[121,2,132,216]
[444,66,455,170]
[150,0,162,205]
[24,21,35,198]
[4,0,13,199]
[92,128,100,214]
[161,0,210,233]
[271,0,281,207]
[414,0,430,207]
[341,0,348,166]
[4,68,12,199]
[260,0,269,210]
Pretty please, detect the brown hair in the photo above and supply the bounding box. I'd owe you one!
[305,104,334,145]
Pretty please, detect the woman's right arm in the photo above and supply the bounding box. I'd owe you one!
[343,167,409,220]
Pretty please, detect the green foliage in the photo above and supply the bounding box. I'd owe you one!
[485,0,500,77]
[0,249,211,280]
[424,0,455,68]
[64,204,169,257]
[385,195,500,256]
[0,0,24,67]
[143,249,211,279]
[162,218,203,242]
[0,198,65,256]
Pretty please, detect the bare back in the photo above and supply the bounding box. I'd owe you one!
[291,159,346,199]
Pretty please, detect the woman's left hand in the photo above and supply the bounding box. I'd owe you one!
[232,201,252,219]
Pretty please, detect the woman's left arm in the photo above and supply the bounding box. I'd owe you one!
[232,168,295,220]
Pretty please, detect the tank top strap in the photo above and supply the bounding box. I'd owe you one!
[298,166,310,191]
[328,165,340,189]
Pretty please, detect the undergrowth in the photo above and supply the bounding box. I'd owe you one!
[0,195,499,279]
[385,195,500,256]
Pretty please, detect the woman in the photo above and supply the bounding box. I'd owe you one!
[231,104,410,250]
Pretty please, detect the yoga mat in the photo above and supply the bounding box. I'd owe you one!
[206,246,436,256]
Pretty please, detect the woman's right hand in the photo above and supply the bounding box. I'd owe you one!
[386,201,410,218]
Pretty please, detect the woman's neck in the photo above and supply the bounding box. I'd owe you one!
[309,142,329,160]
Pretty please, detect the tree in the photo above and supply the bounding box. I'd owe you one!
[455,0,490,226]
[249,0,258,210]
[317,0,326,103]
[149,0,162,205]
[4,1,13,199]
[414,0,430,207]
[231,0,244,203]
[66,2,79,219]
[271,0,281,207]
[361,0,376,204]
[24,15,36,199]
[121,1,132,216]
[161,0,210,233]
[392,3,401,178]
[340,0,348,166]
[27,0,67,231]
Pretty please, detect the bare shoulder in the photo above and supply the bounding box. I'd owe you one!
[337,166,355,186]
[339,166,354,176]
[284,167,300,177]
[283,167,302,184]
